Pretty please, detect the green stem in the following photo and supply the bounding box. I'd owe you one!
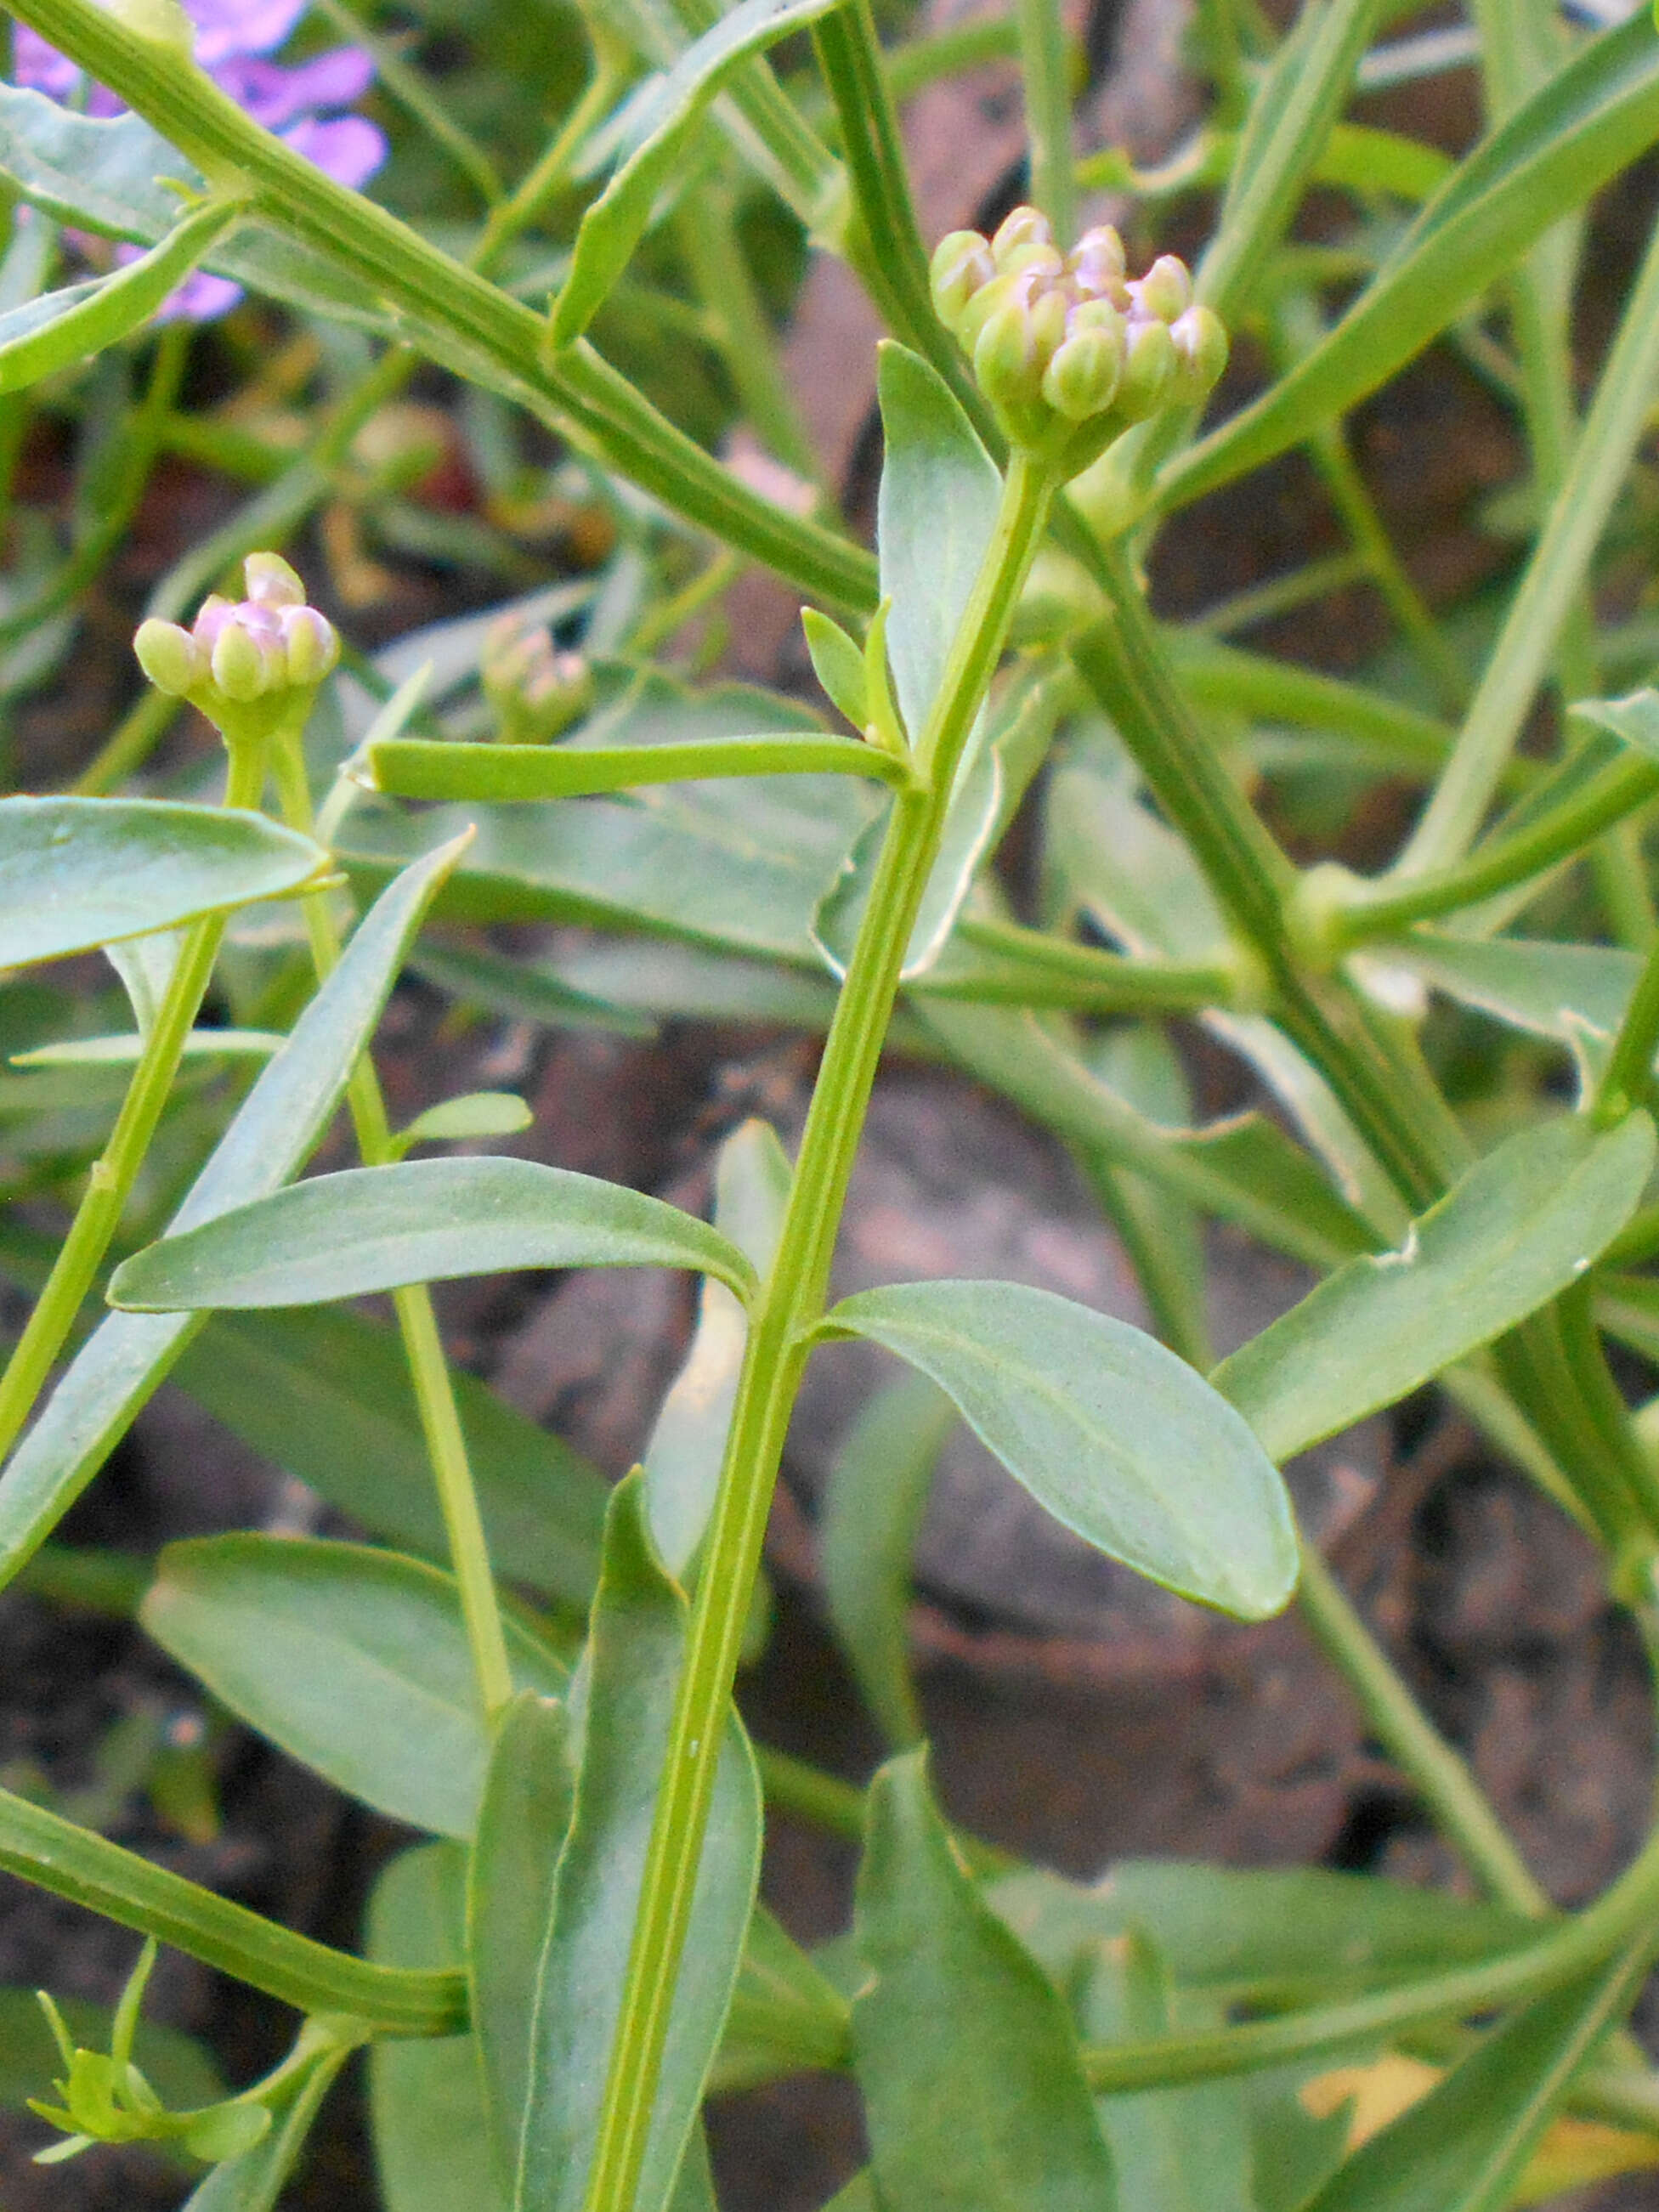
[311,0,503,207]
[0,1781,462,2034]
[2,0,878,615]
[1398,199,1659,874]
[1079,1819,1659,2095]
[1595,929,1659,1127]
[1016,0,1075,246]
[0,739,266,1463]
[1296,1543,1549,1914]
[267,739,514,1719]
[579,453,1056,2212]
[935,915,1251,1014]
[1323,755,1659,948]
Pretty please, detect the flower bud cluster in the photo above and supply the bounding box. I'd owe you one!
[133,553,341,747]
[482,614,595,744]
[930,207,1228,471]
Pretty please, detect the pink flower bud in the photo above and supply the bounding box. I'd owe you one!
[279,603,341,687]
[211,614,280,701]
[990,206,1052,264]
[242,551,306,607]
[1067,226,1127,298]
[1132,254,1192,325]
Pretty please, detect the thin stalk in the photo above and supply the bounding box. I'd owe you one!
[1554,1281,1659,1540]
[311,0,503,208]
[1296,1544,1549,1914]
[579,454,1056,2212]
[1077,1904,1659,2093]
[474,61,622,274]
[71,686,179,798]
[266,740,513,1719]
[880,17,1019,103]
[1016,0,1075,246]
[1326,754,1659,948]
[937,915,1248,1014]
[0,740,266,1463]
[1594,928,1659,1127]
[1399,201,1659,875]
[1187,551,1372,640]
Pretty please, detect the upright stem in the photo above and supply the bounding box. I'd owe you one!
[0,741,266,1462]
[578,453,1055,2212]
[1016,0,1075,246]
[266,741,514,1719]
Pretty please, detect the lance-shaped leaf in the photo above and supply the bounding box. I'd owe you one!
[551,0,843,347]
[819,1279,1297,1620]
[110,1155,756,1312]
[0,797,326,970]
[468,1694,575,2186]
[0,197,243,394]
[852,1749,1118,2212]
[820,1372,954,1748]
[173,1305,608,1609]
[515,1478,762,2212]
[141,1537,569,1838]
[1300,1943,1654,2212]
[643,1117,791,1576]
[876,344,1002,745]
[1215,1112,1657,1464]
[0,834,468,1587]
[369,731,908,801]
[1162,14,1659,511]
[370,1843,508,2212]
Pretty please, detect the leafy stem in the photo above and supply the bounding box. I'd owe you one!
[266,736,514,1719]
[578,448,1056,2212]
[0,742,269,1465]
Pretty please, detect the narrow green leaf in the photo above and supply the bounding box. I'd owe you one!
[140,1536,569,1838]
[0,835,468,1587]
[369,1843,507,2212]
[370,732,907,801]
[644,1117,791,1576]
[515,1478,763,2212]
[110,1155,757,1312]
[173,1304,608,1609]
[875,343,1002,743]
[1301,1943,1654,2212]
[852,1748,1118,2212]
[710,1905,852,2094]
[467,1694,575,2186]
[821,1279,1298,1620]
[1163,14,1659,512]
[1215,1112,1657,1463]
[803,608,870,728]
[391,1091,533,1155]
[1083,1933,1253,2212]
[0,196,242,393]
[1389,931,1634,1060]
[820,1372,954,1748]
[551,0,842,345]
[13,1028,285,1066]
[1568,685,1659,761]
[0,797,326,970]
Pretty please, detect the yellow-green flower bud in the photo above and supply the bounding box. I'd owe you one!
[1042,319,1125,421]
[991,206,1052,264]
[930,230,996,331]
[1027,284,1068,368]
[997,241,1064,286]
[483,614,594,742]
[280,603,342,687]
[1169,303,1230,405]
[1132,254,1192,325]
[242,551,306,608]
[210,616,280,702]
[1115,316,1178,421]
[954,269,1025,358]
[973,294,1044,416]
[133,618,208,698]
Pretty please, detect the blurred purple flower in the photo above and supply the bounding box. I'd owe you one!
[13,0,387,318]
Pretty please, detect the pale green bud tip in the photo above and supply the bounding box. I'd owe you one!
[930,231,995,330]
[990,206,1052,263]
[1169,304,1229,404]
[1116,316,1178,421]
[211,618,280,702]
[279,604,341,687]
[482,614,593,739]
[1042,323,1124,421]
[1132,254,1192,325]
[973,297,1041,415]
[242,551,306,608]
[133,619,207,697]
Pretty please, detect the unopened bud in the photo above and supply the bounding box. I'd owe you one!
[133,618,208,697]
[1043,321,1125,421]
[955,269,1025,357]
[1027,285,1069,368]
[930,230,995,331]
[279,603,341,687]
[1116,316,1178,421]
[1067,225,1126,298]
[973,295,1043,416]
[1169,304,1229,405]
[991,206,1052,263]
[242,551,306,608]
[1133,254,1192,325]
[997,241,1064,286]
[483,614,593,741]
[211,615,280,701]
